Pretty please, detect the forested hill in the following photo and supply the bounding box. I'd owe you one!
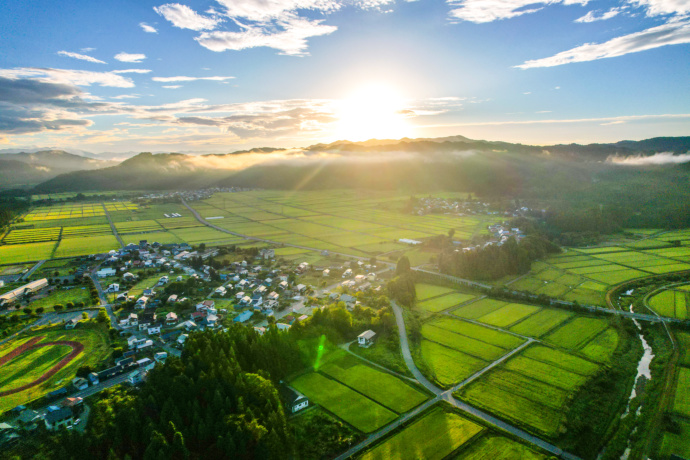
[29,136,690,195]
[0,150,116,189]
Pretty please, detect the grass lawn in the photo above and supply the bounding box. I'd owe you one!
[320,355,428,413]
[544,317,609,350]
[417,293,476,313]
[291,372,397,432]
[454,433,550,459]
[359,407,484,460]
[29,287,93,312]
[421,340,487,388]
[415,284,456,301]
[0,324,111,413]
[476,303,540,328]
[128,275,164,297]
[509,309,573,337]
[0,241,56,264]
[452,298,507,320]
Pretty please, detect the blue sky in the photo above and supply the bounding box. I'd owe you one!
[0,0,688,154]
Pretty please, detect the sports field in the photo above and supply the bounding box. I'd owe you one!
[455,344,601,438]
[359,407,484,460]
[0,325,111,413]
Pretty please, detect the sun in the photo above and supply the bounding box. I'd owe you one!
[334,84,412,141]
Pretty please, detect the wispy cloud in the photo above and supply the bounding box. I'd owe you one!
[517,21,690,68]
[152,75,234,82]
[630,0,690,17]
[0,68,135,88]
[111,94,140,99]
[608,152,690,165]
[447,0,589,24]
[575,7,623,22]
[114,52,147,63]
[162,85,182,89]
[139,22,158,33]
[112,69,152,74]
[57,51,106,64]
[154,3,222,31]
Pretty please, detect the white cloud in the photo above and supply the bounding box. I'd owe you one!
[0,68,135,88]
[517,20,690,68]
[112,69,152,74]
[608,152,690,165]
[196,15,337,55]
[114,52,147,63]
[140,22,158,33]
[447,0,589,23]
[628,0,690,17]
[163,85,182,89]
[154,3,222,31]
[81,47,96,52]
[213,0,340,22]
[57,51,107,64]
[575,7,623,22]
[152,75,234,82]
[111,94,140,99]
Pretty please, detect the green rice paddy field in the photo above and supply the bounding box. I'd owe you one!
[291,352,429,432]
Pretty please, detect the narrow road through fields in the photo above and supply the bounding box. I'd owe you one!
[86,271,119,330]
[22,260,46,280]
[102,203,124,248]
[342,300,581,460]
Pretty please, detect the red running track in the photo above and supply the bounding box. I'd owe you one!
[0,338,85,396]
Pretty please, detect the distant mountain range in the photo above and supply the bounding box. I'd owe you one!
[0,150,118,189]
[3,136,688,193]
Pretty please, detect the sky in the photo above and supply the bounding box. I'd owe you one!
[0,0,689,155]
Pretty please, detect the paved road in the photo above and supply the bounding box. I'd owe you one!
[22,260,46,280]
[102,203,124,248]
[86,271,119,330]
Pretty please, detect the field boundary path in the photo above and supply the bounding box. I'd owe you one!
[338,341,418,383]
[101,203,124,248]
[22,260,46,280]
